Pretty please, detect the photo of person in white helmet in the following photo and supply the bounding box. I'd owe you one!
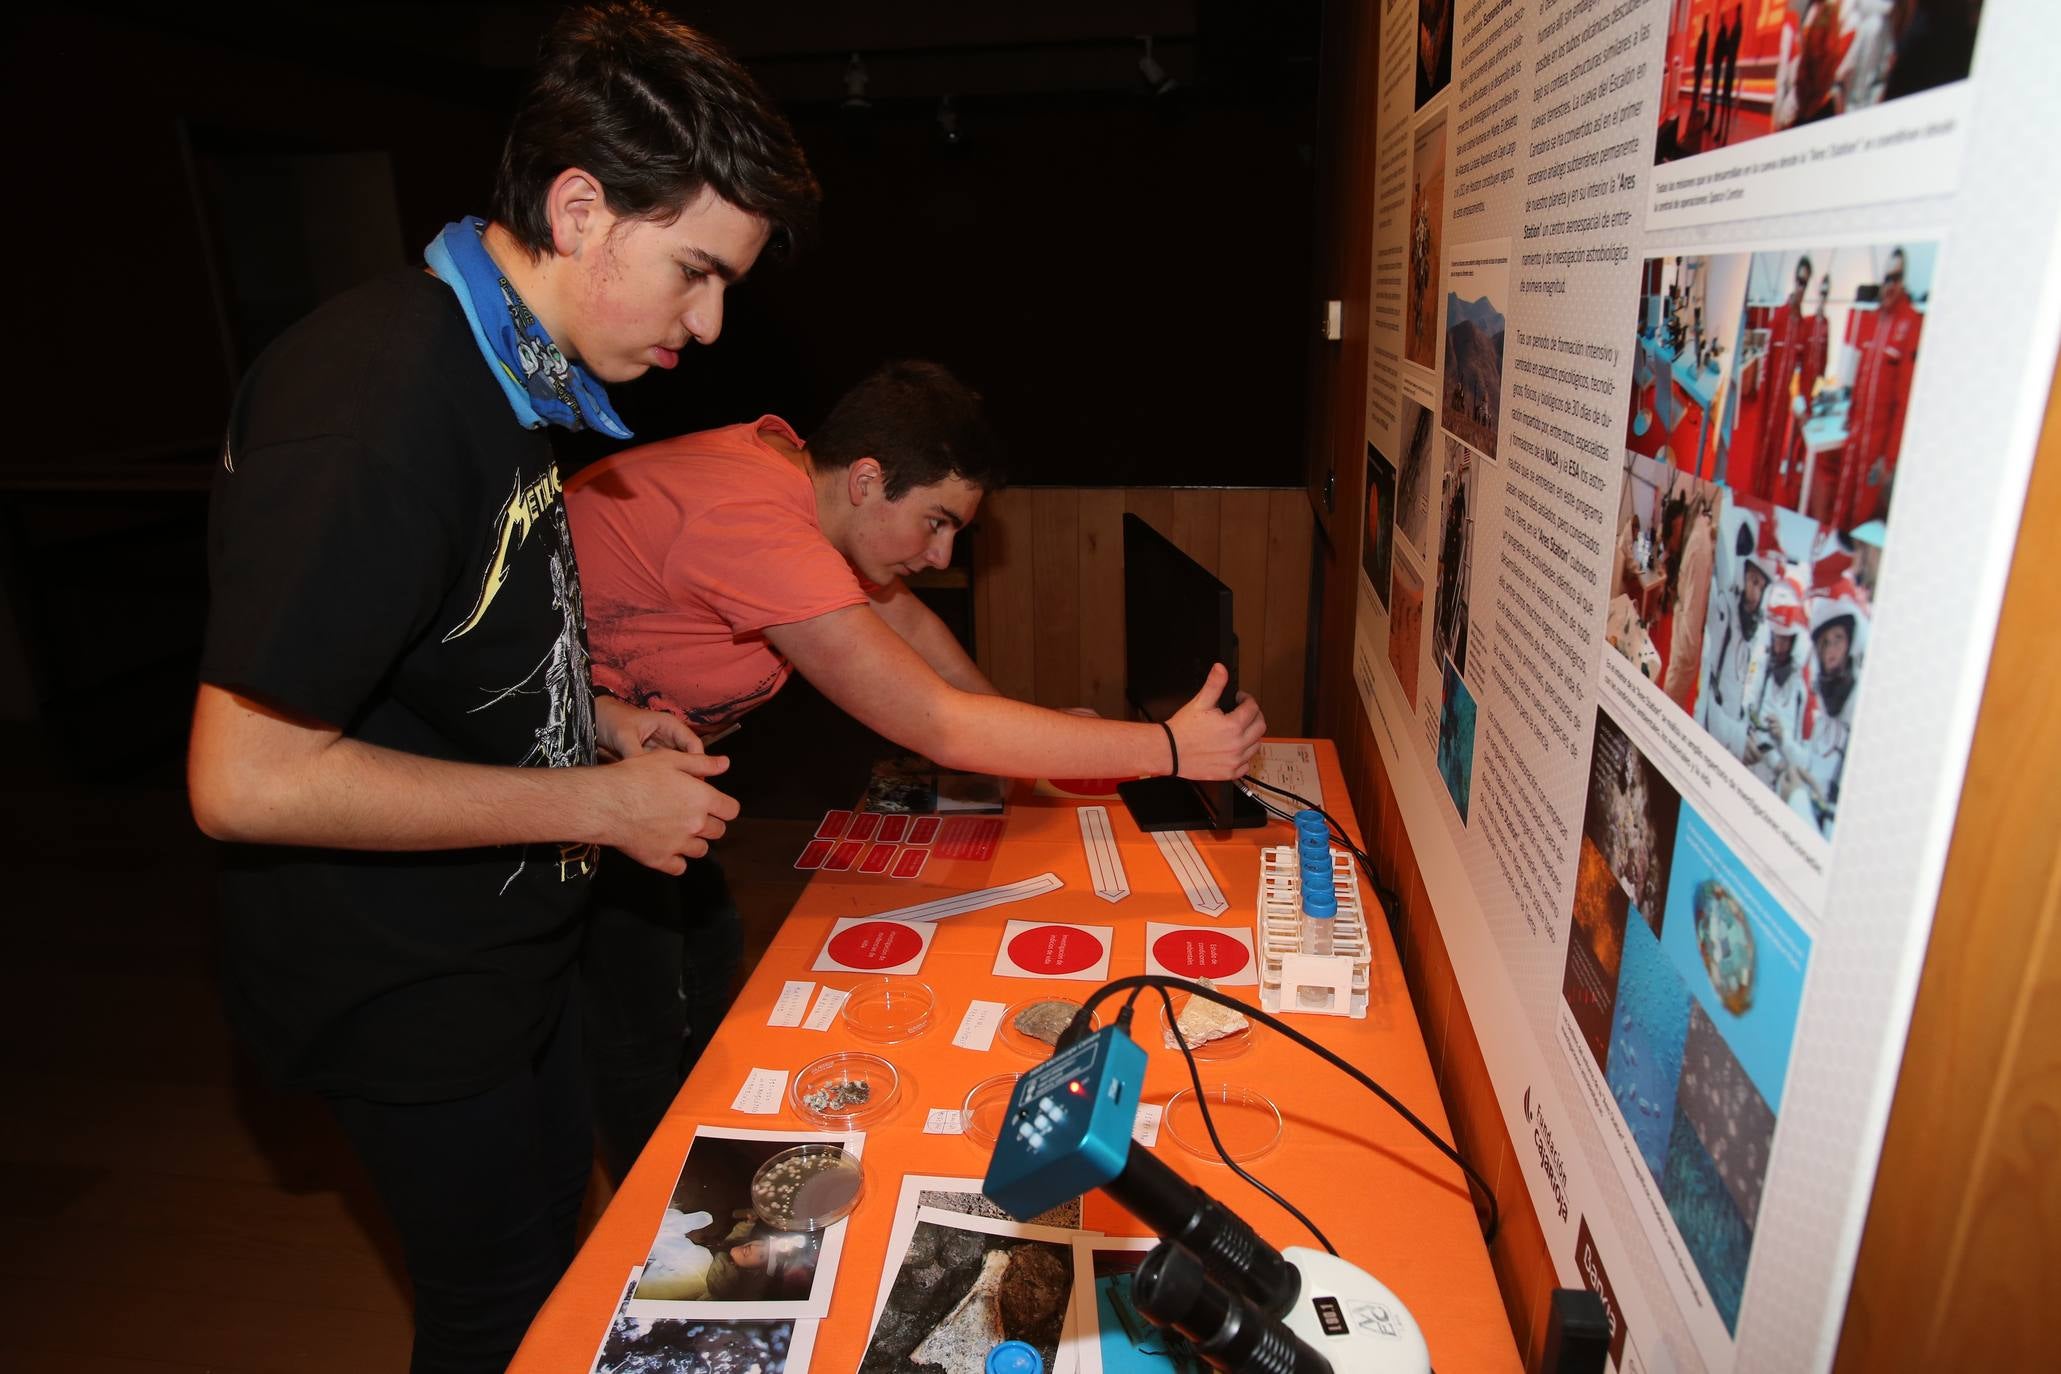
[1741,576,1810,790]
[1783,587,1869,838]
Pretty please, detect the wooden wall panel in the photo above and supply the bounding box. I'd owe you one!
[977,487,1037,702]
[1029,489,1081,709]
[1262,489,1315,734]
[966,487,1312,734]
[1076,490,1128,718]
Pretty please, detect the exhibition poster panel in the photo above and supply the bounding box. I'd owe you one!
[1351,2,2060,1370]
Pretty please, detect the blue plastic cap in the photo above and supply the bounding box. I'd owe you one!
[1294,808,1328,836]
[987,1340,1044,1374]
[1303,889,1337,918]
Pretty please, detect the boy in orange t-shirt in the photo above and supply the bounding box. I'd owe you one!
[565,361,1266,1170]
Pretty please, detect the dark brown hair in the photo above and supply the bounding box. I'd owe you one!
[810,362,1006,500]
[491,2,819,257]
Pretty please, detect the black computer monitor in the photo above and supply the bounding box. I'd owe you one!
[1116,513,1266,833]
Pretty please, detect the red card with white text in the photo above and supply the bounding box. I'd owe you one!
[858,843,898,875]
[812,917,935,975]
[825,840,862,872]
[992,918,1114,981]
[909,816,941,846]
[1143,922,1258,986]
[794,839,834,871]
[878,814,911,844]
[816,810,853,839]
[937,816,1005,861]
[848,811,882,843]
[891,848,930,880]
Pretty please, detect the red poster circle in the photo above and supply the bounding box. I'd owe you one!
[1007,925,1104,975]
[826,921,923,970]
[1152,930,1251,979]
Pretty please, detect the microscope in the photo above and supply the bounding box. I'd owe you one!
[981,1024,1432,1373]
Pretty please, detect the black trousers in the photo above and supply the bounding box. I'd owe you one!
[580,856,745,1182]
[325,992,591,1374]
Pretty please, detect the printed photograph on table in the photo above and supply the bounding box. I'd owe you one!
[1608,449,1723,711]
[1387,559,1426,710]
[1405,110,1446,370]
[1415,0,1453,109]
[1582,707,1684,926]
[1431,436,1476,677]
[1071,1236,1206,1374]
[1394,391,1436,558]
[1441,242,1508,460]
[1436,656,1476,824]
[1626,254,1751,479]
[1653,0,1989,167]
[858,1208,1075,1374]
[631,1126,860,1319]
[864,752,1007,814]
[1364,442,1397,611]
[591,1268,811,1374]
[869,1174,1089,1342]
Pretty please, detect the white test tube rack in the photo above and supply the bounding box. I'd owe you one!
[1255,845,1372,1018]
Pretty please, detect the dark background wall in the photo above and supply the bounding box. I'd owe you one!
[1,2,1326,750]
[13,2,1321,481]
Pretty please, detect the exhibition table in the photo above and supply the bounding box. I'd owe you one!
[511,740,1520,1372]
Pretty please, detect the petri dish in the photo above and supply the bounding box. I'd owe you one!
[842,976,936,1043]
[789,1051,902,1129]
[1164,1083,1284,1163]
[750,1144,866,1232]
[961,1072,1022,1150]
[1156,991,1254,1061]
[997,998,1100,1060]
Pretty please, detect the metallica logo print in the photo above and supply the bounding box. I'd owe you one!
[451,463,601,888]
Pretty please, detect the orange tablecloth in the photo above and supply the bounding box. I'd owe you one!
[512,740,1520,1372]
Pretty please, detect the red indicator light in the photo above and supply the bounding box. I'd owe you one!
[1068,1080,1085,1095]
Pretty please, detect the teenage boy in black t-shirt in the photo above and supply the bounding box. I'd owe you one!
[187,6,817,1369]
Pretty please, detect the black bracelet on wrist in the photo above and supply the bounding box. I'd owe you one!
[1160,720,1179,778]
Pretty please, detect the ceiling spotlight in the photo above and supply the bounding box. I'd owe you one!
[842,52,871,110]
[1137,35,1178,96]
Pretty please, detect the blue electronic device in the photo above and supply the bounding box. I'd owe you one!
[982,1024,1147,1220]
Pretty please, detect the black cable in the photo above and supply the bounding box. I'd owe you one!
[1065,975,1500,1245]
[1125,985,1339,1256]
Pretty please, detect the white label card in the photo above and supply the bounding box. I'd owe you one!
[768,979,815,1027]
[803,986,850,1032]
[1132,1103,1163,1147]
[924,1108,964,1135]
[952,999,1006,1051]
[731,1068,787,1114]
[1250,741,1325,810]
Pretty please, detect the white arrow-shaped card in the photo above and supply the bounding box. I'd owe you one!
[1077,805,1130,902]
[1150,828,1229,917]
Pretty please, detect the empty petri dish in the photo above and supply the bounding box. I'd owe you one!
[790,1051,902,1129]
[750,1144,865,1231]
[998,998,1100,1059]
[842,976,936,1043]
[1164,1083,1284,1163]
[1156,991,1254,1060]
[961,1072,1022,1150]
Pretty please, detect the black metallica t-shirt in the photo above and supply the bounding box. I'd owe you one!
[201,269,600,1102]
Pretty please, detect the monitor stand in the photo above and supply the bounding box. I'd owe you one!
[1116,777,1269,833]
